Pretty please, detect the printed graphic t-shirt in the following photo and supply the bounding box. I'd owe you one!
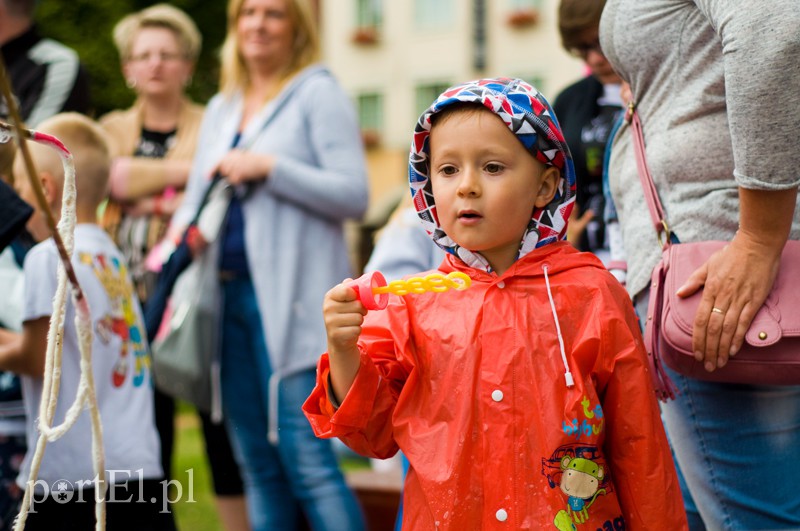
[19,224,162,488]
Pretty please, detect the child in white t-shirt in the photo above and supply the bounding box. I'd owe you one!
[0,114,173,530]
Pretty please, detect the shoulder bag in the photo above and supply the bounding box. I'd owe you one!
[150,176,230,414]
[626,105,800,400]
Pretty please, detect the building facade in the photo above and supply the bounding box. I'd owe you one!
[319,0,587,268]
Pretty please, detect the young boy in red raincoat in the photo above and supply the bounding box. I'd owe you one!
[303,78,687,530]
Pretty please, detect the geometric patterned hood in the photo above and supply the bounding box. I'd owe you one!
[408,77,577,273]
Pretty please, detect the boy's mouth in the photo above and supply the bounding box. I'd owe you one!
[457,210,482,223]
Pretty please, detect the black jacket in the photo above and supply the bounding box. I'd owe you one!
[1,25,92,125]
[553,76,621,252]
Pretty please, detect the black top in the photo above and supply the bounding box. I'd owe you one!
[0,179,32,254]
[0,25,92,123]
[553,76,621,252]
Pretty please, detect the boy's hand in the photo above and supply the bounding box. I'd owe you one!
[323,281,367,403]
[323,281,367,356]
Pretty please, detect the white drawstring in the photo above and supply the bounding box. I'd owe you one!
[542,264,574,388]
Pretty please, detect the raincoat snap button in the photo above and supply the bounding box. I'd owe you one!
[495,508,508,522]
[491,390,504,402]
[497,281,506,288]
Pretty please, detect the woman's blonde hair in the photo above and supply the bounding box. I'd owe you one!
[113,3,202,63]
[219,0,320,96]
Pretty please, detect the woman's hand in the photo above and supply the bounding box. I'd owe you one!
[214,149,274,186]
[676,187,796,372]
[676,234,781,372]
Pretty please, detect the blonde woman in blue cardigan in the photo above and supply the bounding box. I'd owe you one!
[170,0,368,529]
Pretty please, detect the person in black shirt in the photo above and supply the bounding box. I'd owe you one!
[553,0,623,262]
[0,0,92,126]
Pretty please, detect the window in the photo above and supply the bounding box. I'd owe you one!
[414,0,454,30]
[509,0,540,8]
[507,0,540,28]
[415,82,452,117]
[517,74,545,94]
[356,0,382,28]
[358,93,383,133]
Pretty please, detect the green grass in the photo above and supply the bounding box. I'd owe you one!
[168,404,372,531]
[170,408,221,531]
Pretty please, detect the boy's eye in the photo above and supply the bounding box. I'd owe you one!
[440,165,457,176]
[485,163,503,174]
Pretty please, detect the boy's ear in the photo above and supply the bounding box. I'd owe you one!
[534,166,561,208]
[39,171,59,207]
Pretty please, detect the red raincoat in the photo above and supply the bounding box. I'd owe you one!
[304,242,687,530]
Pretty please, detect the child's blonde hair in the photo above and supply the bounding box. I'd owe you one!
[30,113,111,210]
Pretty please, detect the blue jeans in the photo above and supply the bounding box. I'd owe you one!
[220,278,365,531]
[636,294,800,530]
[394,454,409,531]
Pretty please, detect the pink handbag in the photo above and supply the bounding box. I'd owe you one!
[627,105,800,400]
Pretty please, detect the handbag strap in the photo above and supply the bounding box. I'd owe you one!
[189,173,224,227]
[625,104,671,248]
[626,104,681,401]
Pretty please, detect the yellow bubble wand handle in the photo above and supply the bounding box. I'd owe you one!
[373,272,471,295]
[346,271,472,310]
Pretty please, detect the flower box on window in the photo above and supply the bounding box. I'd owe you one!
[352,27,380,45]
[507,8,539,29]
[361,129,381,149]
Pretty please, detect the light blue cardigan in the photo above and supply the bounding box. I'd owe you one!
[173,65,369,433]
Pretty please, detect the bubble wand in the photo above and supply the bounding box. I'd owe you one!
[347,271,471,310]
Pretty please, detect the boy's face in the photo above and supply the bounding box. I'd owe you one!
[429,108,559,273]
[13,157,56,243]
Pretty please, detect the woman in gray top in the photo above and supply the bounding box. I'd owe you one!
[600,1,800,529]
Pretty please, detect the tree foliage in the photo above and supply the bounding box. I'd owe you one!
[36,0,228,118]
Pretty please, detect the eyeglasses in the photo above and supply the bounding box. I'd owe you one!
[568,39,603,59]
[128,51,185,63]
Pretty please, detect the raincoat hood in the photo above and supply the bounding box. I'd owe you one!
[409,77,577,272]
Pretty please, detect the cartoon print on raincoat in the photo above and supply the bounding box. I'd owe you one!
[79,252,150,388]
[409,77,577,273]
[543,396,615,529]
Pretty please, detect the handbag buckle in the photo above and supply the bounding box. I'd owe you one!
[657,219,672,248]
[625,101,636,123]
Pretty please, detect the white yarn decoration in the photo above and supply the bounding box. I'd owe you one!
[11,132,106,531]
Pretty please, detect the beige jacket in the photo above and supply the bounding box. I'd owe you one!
[100,97,204,171]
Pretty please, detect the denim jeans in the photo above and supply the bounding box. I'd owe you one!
[636,293,800,530]
[394,454,409,531]
[220,277,365,531]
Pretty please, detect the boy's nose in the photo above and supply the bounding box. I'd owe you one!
[457,170,480,197]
